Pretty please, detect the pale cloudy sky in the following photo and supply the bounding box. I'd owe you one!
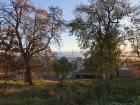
[4,0,140,52]
[31,0,88,52]
[31,0,139,52]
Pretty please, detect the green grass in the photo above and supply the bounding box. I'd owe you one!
[0,79,140,105]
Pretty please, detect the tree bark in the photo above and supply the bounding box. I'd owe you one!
[60,76,64,86]
[60,78,63,86]
[25,61,32,85]
[116,69,119,78]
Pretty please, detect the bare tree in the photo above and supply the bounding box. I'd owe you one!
[0,0,63,85]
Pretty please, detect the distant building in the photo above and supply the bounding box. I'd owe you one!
[76,58,85,72]
[67,57,85,72]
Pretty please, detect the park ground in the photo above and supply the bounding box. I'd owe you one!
[0,79,140,105]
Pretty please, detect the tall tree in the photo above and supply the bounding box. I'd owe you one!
[0,0,63,85]
[68,0,132,78]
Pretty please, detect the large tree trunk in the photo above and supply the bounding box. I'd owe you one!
[25,61,32,85]
[60,78,64,86]
[116,69,119,78]
[60,75,64,86]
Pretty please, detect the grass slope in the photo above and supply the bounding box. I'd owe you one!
[0,79,140,105]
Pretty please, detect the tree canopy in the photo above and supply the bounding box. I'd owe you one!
[68,0,133,78]
[0,0,64,84]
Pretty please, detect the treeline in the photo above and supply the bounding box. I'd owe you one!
[0,0,140,85]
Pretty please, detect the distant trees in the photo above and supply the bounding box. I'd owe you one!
[125,7,140,58]
[53,57,72,85]
[0,0,64,85]
[125,27,140,58]
[68,0,133,79]
[0,26,18,75]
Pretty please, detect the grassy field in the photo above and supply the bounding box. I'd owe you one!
[0,79,140,105]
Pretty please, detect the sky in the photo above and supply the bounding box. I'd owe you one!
[31,0,139,52]
[3,0,88,52]
[3,0,140,52]
[31,0,88,52]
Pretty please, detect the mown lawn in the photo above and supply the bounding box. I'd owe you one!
[0,79,140,105]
